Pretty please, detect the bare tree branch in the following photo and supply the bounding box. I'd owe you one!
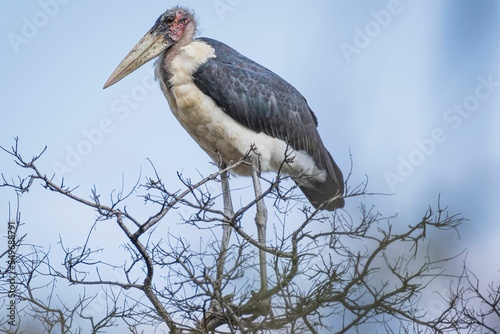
[1,140,498,333]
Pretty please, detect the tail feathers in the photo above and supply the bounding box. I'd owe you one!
[297,151,345,211]
[298,179,344,211]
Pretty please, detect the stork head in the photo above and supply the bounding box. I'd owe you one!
[103,6,196,88]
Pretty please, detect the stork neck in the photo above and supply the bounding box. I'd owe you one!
[164,22,196,73]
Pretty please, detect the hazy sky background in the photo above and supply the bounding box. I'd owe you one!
[1,0,499,332]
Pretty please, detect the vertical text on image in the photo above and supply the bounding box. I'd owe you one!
[6,220,18,326]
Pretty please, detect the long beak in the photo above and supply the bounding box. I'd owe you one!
[103,28,172,89]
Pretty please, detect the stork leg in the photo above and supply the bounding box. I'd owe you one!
[251,165,268,292]
[202,167,234,330]
[216,167,234,285]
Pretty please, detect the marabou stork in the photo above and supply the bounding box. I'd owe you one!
[103,6,345,211]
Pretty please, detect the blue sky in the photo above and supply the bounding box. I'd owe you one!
[1,0,499,331]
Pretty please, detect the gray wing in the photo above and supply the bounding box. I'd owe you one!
[193,37,344,209]
[193,37,323,163]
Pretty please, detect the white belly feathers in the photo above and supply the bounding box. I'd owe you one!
[155,40,326,182]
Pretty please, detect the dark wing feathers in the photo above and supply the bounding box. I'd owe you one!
[194,38,319,160]
[193,37,344,209]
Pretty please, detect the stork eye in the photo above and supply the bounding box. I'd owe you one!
[165,15,175,24]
